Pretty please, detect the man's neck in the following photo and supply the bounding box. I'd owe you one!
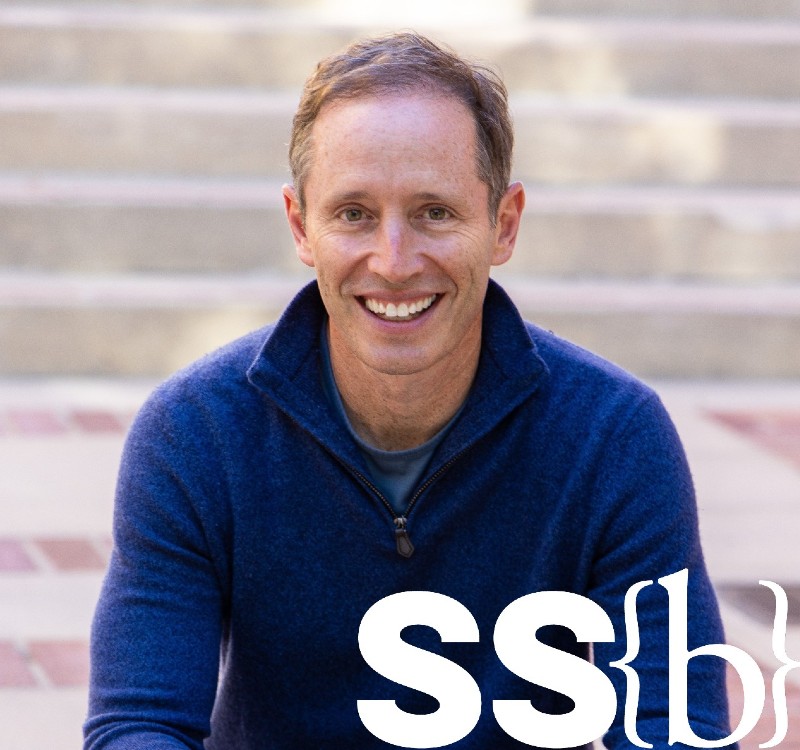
[329,341,479,452]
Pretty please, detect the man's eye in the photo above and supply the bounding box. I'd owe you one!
[426,207,449,221]
[341,208,364,222]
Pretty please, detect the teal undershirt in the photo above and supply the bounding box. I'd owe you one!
[320,322,460,515]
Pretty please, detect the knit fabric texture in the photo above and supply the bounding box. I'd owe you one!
[84,281,733,749]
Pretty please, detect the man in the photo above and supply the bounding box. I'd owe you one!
[85,32,732,748]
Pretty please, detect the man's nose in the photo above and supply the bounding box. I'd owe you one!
[366,218,424,283]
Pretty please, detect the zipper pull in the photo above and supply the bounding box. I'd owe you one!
[394,517,415,558]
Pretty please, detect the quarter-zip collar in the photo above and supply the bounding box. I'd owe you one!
[246,280,549,523]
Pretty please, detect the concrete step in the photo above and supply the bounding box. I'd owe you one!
[3,9,800,97]
[530,0,800,20]
[1,272,798,378]
[512,96,800,186]
[4,89,800,186]
[9,0,304,6]
[3,175,800,282]
[0,87,293,179]
[0,174,297,275]
[495,274,800,379]
[0,273,305,376]
[515,187,800,281]
[12,0,800,18]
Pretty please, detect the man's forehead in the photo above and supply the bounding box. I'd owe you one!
[307,96,479,180]
[313,91,474,129]
[308,93,479,166]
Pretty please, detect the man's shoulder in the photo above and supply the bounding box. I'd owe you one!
[522,320,659,412]
[519,321,684,480]
[132,323,277,433]
[166,324,275,396]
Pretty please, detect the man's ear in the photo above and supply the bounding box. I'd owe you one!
[283,184,315,268]
[491,181,525,267]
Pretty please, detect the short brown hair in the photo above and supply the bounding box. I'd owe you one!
[289,32,514,220]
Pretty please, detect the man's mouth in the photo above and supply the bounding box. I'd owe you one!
[362,294,438,321]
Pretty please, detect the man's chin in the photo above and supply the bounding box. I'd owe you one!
[352,345,442,378]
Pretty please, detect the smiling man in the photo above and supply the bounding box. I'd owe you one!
[284,92,523,454]
[85,33,734,749]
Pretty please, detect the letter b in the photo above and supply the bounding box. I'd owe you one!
[659,569,765,747]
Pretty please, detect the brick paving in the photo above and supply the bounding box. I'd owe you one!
[0,539,37,572]
[0,641,797,746]
[0,641,38,688]
[0,639,89,689]
[0,408,131,436]
[28,641,90,688]
[9,407,799,471]
[34,538,109,572]
[0,533,109,692]
[2,382,800,748]
[0,536,111,573]
[709,411,800,470]
[730,663,800,750]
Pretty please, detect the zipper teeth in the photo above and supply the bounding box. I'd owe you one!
[403,450,466,519]
[336,447,467,521]
[337,458,398,520]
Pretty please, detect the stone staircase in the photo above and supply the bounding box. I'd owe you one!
[1,0,799,378]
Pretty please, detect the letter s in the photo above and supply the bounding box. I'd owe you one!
[493,591,617,748]
[357,591,481,748]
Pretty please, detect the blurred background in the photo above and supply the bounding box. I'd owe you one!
[1,0,800,747]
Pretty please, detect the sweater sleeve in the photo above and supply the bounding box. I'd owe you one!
[588,391,735,750]
[83,386,230,749]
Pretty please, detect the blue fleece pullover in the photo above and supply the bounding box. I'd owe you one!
[85,281,732,749]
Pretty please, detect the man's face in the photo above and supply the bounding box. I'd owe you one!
[284,94,523,380]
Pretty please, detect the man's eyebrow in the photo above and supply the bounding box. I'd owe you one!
[324,190,454,206]
[328,190,370,204]
[414,192,450,203]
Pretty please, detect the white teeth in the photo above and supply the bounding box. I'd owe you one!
[364,294,436,320]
